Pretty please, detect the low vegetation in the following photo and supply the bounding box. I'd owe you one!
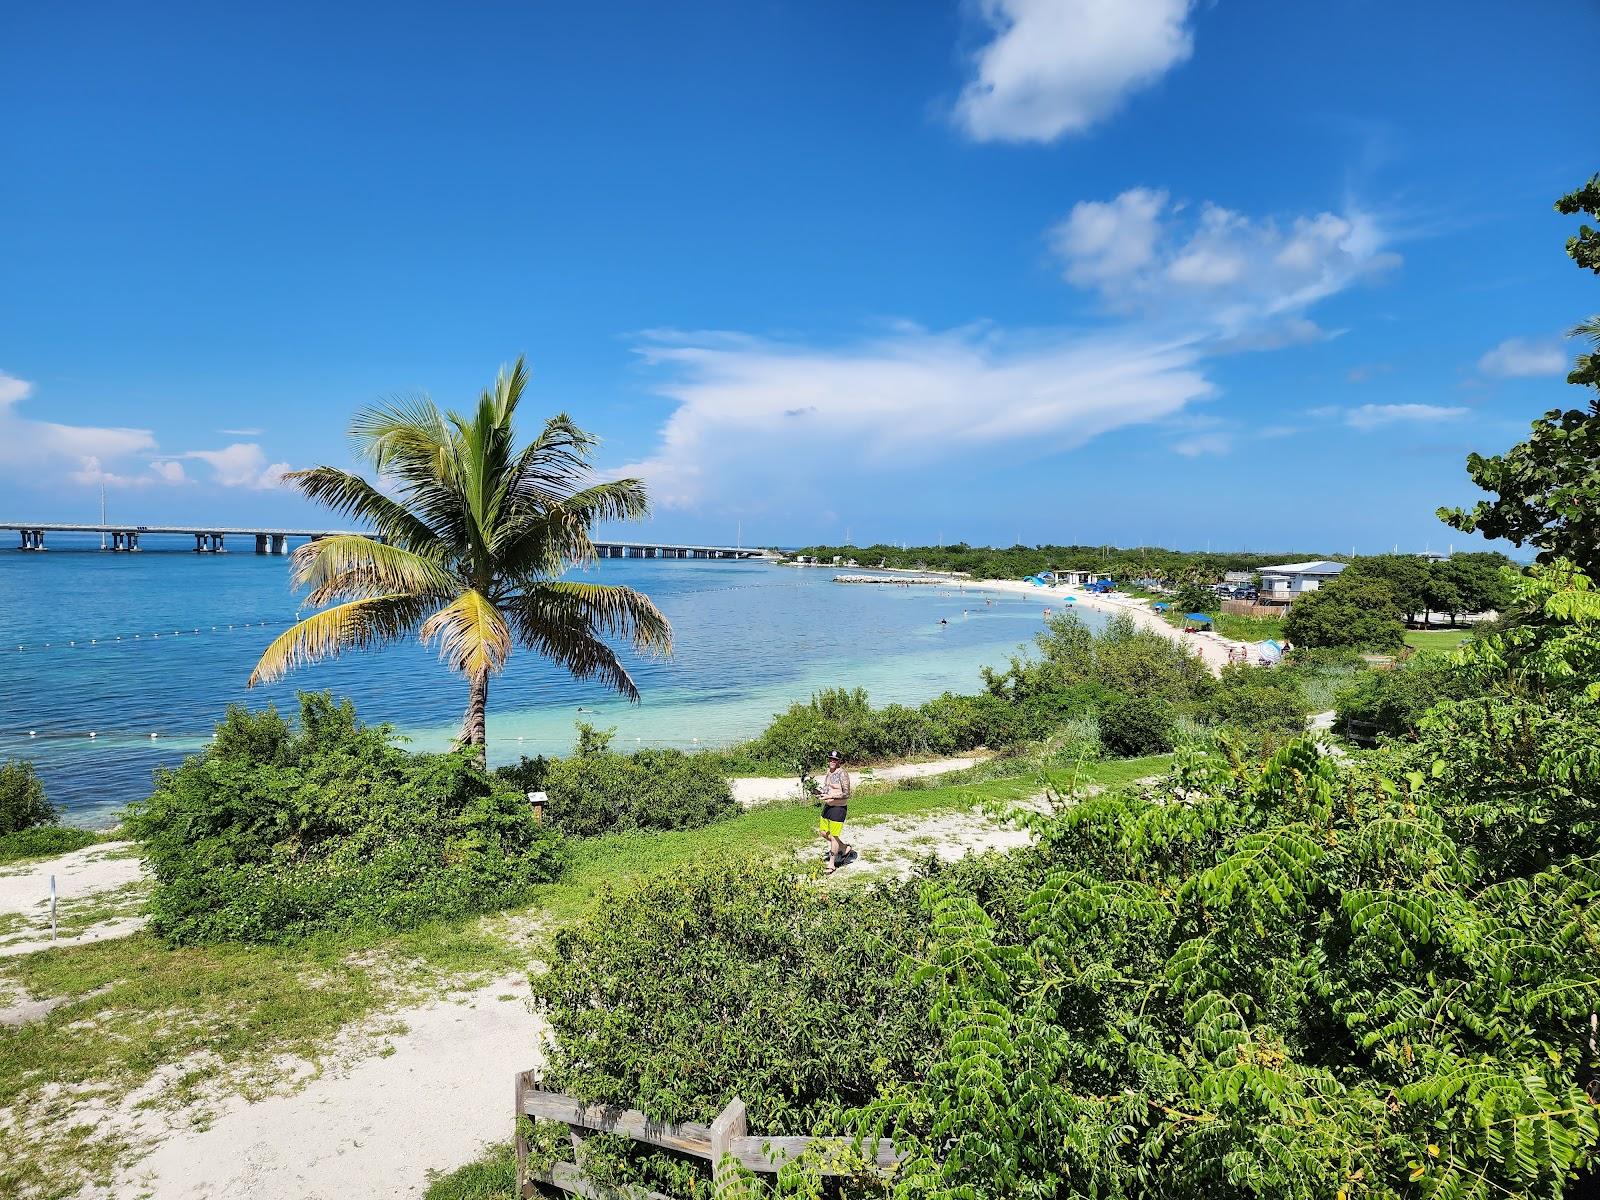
[0,758,99,864]
[123,693,564,944]
[516,723,736,838]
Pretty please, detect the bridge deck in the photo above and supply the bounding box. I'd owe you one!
[2,522,773,557]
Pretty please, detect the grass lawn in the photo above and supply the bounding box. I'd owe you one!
[1156,607,1285,644]
[1404,627,1472,652]
[0,750,1170,1199]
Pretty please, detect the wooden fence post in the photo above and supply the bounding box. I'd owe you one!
[514,1071,529,1197]
[710,1097,748,1198]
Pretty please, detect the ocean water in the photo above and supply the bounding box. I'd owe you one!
[0,534,1105,827]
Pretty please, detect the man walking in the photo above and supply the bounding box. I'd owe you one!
[817,750,854,874]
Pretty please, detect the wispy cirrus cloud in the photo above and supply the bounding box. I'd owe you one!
[1321,403,1470,431]
[612,325,1215,511]
[1477,337,1566,378]
[953,0,1197,143]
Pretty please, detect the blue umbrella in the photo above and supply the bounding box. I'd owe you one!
[1185,612,1214,623]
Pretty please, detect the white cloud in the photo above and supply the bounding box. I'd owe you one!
[1171,431,1232,457]
[1344,403,1468,430]
[1050,192,1399,330]
[954,0,1196,142]
[68,457,189,488]
[1477,337,1566,378]
[218,426,264,436]
[1050,187,1165,291]
[0,371,161,485]
[183,443,293,489]
[620,190,1406,514]
[0,370,293,493]
[613,326,1214,510]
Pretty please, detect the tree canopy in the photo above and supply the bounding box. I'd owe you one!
[1282,574,1405,652]
[1440,174,1600,574]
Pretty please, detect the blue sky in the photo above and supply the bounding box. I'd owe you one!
[2,0,1594,553]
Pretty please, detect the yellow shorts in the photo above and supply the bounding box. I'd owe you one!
[818,816,844,837]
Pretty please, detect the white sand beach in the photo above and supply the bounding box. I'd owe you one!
[908,577,1257,673]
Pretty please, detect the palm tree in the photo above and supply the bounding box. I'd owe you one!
[249,357,671,750]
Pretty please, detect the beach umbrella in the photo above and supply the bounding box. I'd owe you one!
[1152,602,1170,611]
[1184,612,1214,623]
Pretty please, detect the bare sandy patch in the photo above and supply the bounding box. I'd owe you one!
[71,973,545,1200]
[732,756,981,808]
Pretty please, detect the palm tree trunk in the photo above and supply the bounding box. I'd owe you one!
[462,665,489,758]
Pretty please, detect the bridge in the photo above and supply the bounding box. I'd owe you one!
[1,522,775,560]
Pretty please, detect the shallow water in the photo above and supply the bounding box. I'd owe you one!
[0,534,1102,826]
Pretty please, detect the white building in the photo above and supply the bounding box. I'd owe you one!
[1258,560,1346,600]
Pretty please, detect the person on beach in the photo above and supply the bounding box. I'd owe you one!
[816,750,854,873]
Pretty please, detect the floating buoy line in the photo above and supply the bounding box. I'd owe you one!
[4,617,291,655]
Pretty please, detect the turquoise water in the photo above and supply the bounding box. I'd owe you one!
[0,535,1102,826]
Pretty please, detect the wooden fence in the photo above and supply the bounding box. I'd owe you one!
[515,1072,901,1198]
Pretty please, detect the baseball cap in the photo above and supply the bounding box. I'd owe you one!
[827,750,842,761]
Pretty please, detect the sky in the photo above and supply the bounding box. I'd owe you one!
[1,0,1595,554]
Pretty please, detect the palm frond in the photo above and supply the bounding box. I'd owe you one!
[282,467,444,553]
[349,395,452,472]
[504,581,672,701]
[290,535,459,607]
[248,595,435,686]
[530,581,672,654]
[419,589,513,677]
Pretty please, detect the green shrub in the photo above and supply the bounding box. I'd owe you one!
[542,744,734,839]
[0,825,98,864]
[1333,652,1474,742]
[1207,663,1310,735]
[918,690,1021,753]
[530,858,945,1196]
[1098,694,1175,756]
[124,693,564,945]
[0,759,56,835]
[493,754,550,796]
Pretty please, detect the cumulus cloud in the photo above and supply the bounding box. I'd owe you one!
[1343,404,1468,430]
[183,443,293,489]
[954,0,1196,142]
[613,326,1214,510]
[0,370,161,486]
[0,370,293,494]
[1049,191,1399,331]
[1477,337,1566,378]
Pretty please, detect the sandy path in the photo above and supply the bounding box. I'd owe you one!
[0,841,142,914]
[0,842,148,957]
[730,756,979,808]
[109,975,544,1200]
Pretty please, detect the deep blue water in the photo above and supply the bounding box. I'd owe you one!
[0,534,1104,826]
